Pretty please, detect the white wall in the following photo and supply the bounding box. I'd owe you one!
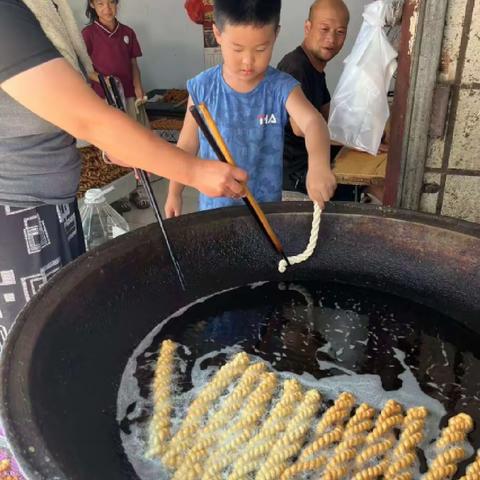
[70,0,369,92]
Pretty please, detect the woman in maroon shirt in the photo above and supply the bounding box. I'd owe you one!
[83,0,151,211]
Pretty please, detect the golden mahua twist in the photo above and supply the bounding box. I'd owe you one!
[256,389,322,480]
[322,403,376,480]
[228,379,303,480]
[352,400,404,480]
[146,340,177,458]
[146,350,479,480]
[280,392,357,480]
[201,372,277,480]
[459,451,480,480]
[172,362,266,480]
[385,406,428,480]
[163,352,250,469]
[424,413,474,480]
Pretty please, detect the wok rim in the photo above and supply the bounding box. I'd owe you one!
[1,201,479,479]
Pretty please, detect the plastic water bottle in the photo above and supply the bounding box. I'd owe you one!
[80,187,130,251]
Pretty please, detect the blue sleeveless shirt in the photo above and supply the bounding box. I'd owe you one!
[187,65,299,211]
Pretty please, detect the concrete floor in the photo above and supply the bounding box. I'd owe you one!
[123,178,199,230]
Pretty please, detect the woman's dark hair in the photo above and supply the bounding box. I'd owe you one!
[85,0,119,24]
[214,0,281,31]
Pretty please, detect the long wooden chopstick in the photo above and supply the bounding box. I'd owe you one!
[190,103,290,265]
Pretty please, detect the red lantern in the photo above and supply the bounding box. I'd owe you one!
[185,0,207,25]
[185,0,215,25]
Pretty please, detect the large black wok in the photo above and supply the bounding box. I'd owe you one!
[0,203,479,479]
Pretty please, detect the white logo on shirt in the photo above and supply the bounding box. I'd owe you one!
[258,114,277,126]
[124,35,130,45]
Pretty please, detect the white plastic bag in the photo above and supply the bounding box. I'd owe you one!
[328,0,398,155]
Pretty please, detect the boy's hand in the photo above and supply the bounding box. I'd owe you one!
[306,164,337,210]
[165,193,183,218]
[192,160,248,199]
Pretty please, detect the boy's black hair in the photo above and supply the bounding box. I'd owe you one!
[214,0,281,31]
[85,0,119,24]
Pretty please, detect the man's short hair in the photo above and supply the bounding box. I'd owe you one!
[308,0,350,23]
[214,0,281,31]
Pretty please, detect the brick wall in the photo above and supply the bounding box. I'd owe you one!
[420,0,480,223]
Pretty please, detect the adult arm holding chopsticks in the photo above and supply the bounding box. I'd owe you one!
[1,58,247,199]
[165,96,201,218]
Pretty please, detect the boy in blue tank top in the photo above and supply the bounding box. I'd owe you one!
[165,0,336,215]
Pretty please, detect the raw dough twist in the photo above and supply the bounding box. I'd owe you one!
[228,379,303,480]
[256,389,322,480]
[146,340,177,458]
[163,352,250,469]
[279,202,322,273]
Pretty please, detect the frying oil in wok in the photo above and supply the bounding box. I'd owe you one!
[117,281,480,479]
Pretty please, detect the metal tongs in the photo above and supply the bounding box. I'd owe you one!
[190,103,290,266]
[98,74,186,290]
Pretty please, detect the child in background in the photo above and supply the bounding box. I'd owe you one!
[82,0,150,211]
[165,0,336,217]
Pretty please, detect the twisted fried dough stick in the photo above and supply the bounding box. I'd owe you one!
[201,372,278,480]
[279,392,357,480]
[384,474,414,480]
[172,362,266,480]
[435,413,474,449]
[315,392,357,437]
[280,427,344,480]
[384,407,428,480]
[146,339,177,458]
[321,403,376,480]
[228,379,304,480]
[256,389,322,480]
[459,451,480,480]
[162,352,250,469]
[352,400,404,480]
[423,413,474,480]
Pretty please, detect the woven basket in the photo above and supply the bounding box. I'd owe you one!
[77,146,130,198]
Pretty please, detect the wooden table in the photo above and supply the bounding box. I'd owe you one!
[333,147,387,186]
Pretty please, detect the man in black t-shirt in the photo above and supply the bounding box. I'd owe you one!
[278,0,349,193]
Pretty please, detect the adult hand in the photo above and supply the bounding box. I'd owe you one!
[192,160,248,199]
[306,164,337,210]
